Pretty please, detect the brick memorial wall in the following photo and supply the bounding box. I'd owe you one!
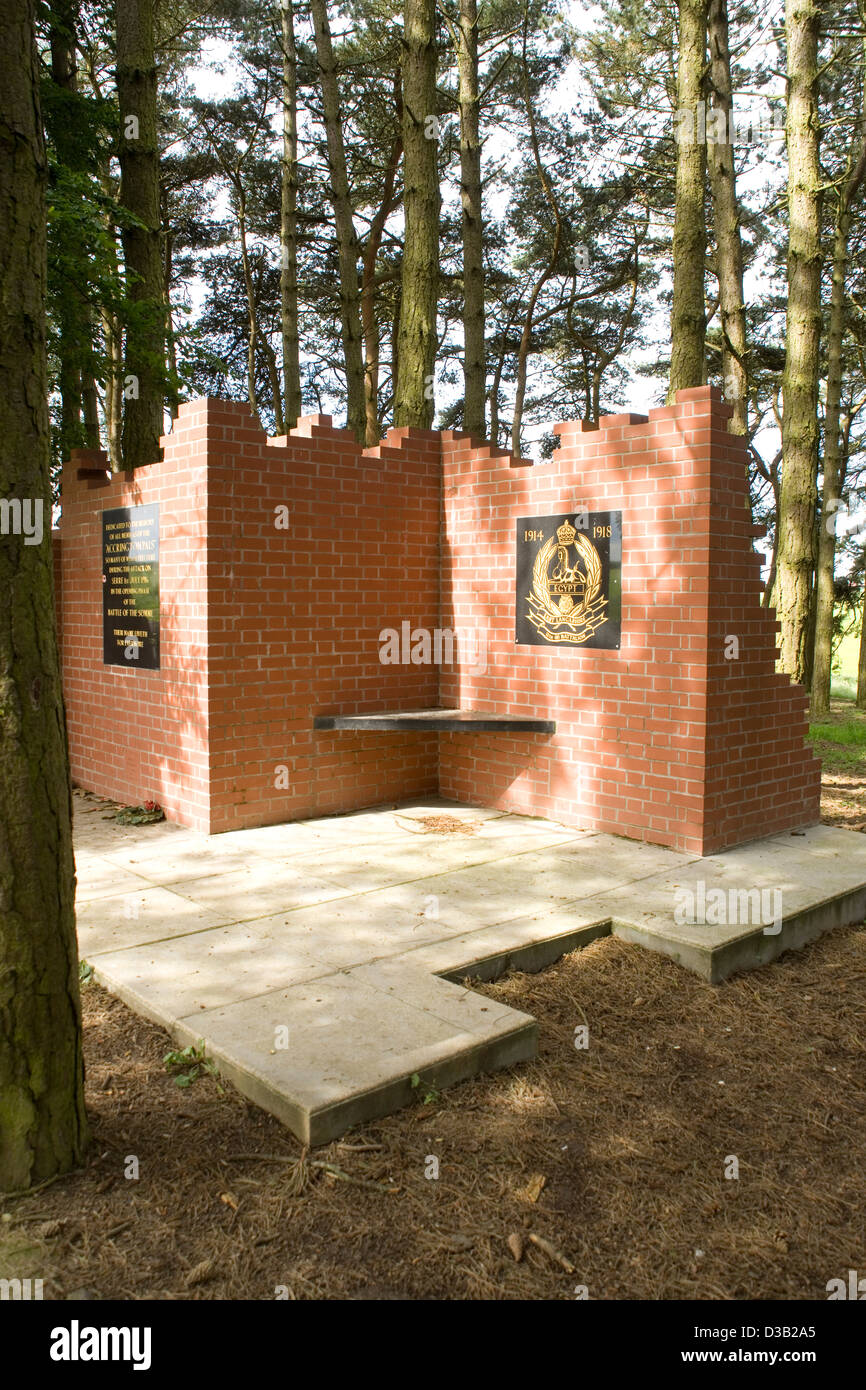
[54,386,821,852]
[438,387,821,854]
[56,400,441,832]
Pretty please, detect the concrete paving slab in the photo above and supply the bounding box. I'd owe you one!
[76,886,239,955]
[75,801,866,1145]
[277,829,583,894]
[73,857,156,902]
[604,825,866,982]
[95,841,265,886]
[400,905,614,981]
[170,969,537,1145]
[265,894,464,969]
[166,865,354,919]
[90,921,335,1022]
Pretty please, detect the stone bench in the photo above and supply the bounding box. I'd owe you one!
[313,709,556,734]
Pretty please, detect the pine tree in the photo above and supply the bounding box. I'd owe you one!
[668,0,708,398]
[0,0,89,1192]
[394,0,439,427]
[116,0,166,468]
[777,0,823,684]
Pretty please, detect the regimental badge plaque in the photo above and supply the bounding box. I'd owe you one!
[516,511,622,649]
[102,503,160,669]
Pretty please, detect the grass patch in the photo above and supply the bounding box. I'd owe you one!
[809,720,866,746]
[809,701,866,780]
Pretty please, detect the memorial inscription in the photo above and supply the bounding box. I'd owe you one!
[516,511,622,648]
[102,503,160,668]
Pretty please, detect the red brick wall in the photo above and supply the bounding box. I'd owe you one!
[438,386,821,855]
[52,529,62,651]
[57,388,820,850]
[201,403,441,832]
[58,413,212,829]
[58,400,441,832]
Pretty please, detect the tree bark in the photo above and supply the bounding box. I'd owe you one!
[116,0,165,469]
[48,0,86,463]
[95,154,123,469]
[811,133,866,715]
[279,0,302,429]
[511,17,562,453]
[453,0,485,436]
[361,108,402,445]
[309,0,366,442]
[0,0,89,1191]
[101,300,124,470]
[163,226,180,421]
[394,0,440,428]
[668,0,707,400]
[777,0,822,684]
[707,0,748,434]
[81,369,100,447]
[858,547,866,708]
[236,180,258,417]
[261,326,286,436]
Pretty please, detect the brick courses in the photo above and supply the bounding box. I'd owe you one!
[54,387,820,851]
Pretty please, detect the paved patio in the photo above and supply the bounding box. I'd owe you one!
[74,795,866,1144]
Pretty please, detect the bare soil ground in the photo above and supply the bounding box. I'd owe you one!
[3,710,865,1301]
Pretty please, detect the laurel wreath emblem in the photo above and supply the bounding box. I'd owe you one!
[526,532,609,643]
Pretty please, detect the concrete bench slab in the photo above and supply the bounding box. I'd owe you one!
[314,709,556,733]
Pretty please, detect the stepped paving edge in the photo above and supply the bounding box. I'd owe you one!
[74,806,866,1145]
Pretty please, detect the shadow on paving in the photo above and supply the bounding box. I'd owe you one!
[2,916,864,1301]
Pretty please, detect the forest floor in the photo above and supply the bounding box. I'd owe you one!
[2,700,865,1301]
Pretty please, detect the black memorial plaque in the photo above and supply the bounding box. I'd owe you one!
[102,503,160,668]
[516,510,621,649]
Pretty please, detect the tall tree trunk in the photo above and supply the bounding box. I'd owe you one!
[858,546,866,708]
[453,0,485,436]
[761,446,782,607]
[0,0,89,1191]
[362,98,402,445]
[48,0,86,463]
[101,302,123,470]
[261,330,286,436]
[511,17,562,452]
[280,0,302,429]
[489,301,519,449]
[163,226,180,421]
[394,0,439,428]
[309,0,366,442]
[390,287,401,414]
[236,182,258,416]
[96,154,123,469]
[777,0,822,684]
[707,0,748,434]
[81,368,100,446]
[116,0,164,470]
[811,131,866,715]
[668,0,707,399]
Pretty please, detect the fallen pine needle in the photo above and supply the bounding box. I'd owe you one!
[313,1162,397,1193]
[528,1232,575,1273]
[225,1153,396,1193]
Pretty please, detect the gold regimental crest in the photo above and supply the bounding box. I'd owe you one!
[526,519,609,644]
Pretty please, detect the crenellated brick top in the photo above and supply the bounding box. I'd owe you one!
[54,387,820,849]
